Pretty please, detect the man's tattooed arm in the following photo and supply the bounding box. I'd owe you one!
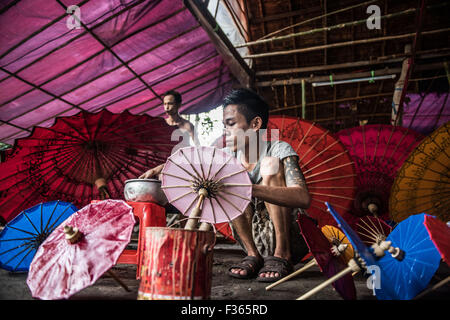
[283,156,307,188]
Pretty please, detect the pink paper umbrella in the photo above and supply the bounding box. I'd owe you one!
[160,146,252,229]
[26,200,135,300]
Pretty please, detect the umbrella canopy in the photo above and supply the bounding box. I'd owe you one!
[0,109,177,223]
[424,214,450,266]
[355,216,393,247]
[325,202,392,299]
[375,213,442,300]
[335,124,423,220]
[298,215,356,300]
[27,199,135,300]
[321,225,354,265]
[267,116,357,227]
[0,200,78,272]
[389,121,450,223]
[161,146,252,226]
[0,0,238,146]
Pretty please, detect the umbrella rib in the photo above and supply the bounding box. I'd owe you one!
[5,224,37,237]
[0,239,36,256]
[356,223,379,241]
[394,189,450,202]
[304,162,355,180]
[206,147,216,180]
[213,196,234,223]
[360,218,381,237]
[180,149,203,180]
[308,192,354,201]
[306,174,357,184]
[42,201,59,235]
[171,190,195,203]
[210,155,233,181]
[209,198,217,224]
[299,130,329,163]
[220,190,252,201]
[195,147,206,180]
[43,202,75,235]
[182,194,199,216]
[222,183,252,187]
[11,246,35,272]
[215,168,248,183]
[1,241,35,264]
[300,140,340,168]
[301,150,349,175]
[161,171,194,183]
[0,237,35,242]
[160,172,193,183]
[167,158,198,180]
[403,158,450,179]
[294,122,314,156]
[160,185,192,189]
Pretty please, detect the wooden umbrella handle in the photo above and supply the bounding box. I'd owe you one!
[296,266,353,300]
[296,258,361,300]
[184,188,208,230]
[266,258,317,291]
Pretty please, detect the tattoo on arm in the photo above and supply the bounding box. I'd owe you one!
[283,156,307,188]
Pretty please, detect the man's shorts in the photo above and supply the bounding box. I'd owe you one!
[230,197,311,265]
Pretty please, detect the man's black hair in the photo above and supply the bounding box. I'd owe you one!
[222,88,269,129]
[163,90,182,104]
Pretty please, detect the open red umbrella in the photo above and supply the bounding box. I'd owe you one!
[335,124,423,220]
[0,109,177,223]
[424,214,450,265]
[267,116,357,227]
[26,199,135,300]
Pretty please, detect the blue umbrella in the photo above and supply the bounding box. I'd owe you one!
[375,213,441,300]
[0,201,78,272]
[325,202,393,299]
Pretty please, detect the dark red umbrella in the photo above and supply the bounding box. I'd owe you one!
[0,109,177,223]
[26,199,135,300]
[267,116,357,227]
[424,214,450,266]
[335,125,423,220]
[297,215,356,300]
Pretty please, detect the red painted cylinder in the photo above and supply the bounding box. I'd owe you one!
[138,227,215,300]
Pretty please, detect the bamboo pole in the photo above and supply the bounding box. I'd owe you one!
[392,44,412,126]
[266,259,317,291]
[243,28,450,59]
[237,7,416,49]
[255,48,450,76]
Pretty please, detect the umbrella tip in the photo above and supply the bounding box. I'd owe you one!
[64,225,83,244]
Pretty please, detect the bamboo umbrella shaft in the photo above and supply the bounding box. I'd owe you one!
[266,259,317,291]
[107,270,130,292]
[297,266,353,300]
[414,276,450,299]
[185,189,208,230]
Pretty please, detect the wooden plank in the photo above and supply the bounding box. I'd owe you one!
[183,0,253,87]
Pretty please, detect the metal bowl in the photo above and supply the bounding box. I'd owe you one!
[123,179,168,206]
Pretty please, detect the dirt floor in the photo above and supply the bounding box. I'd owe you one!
[0,240,449,301]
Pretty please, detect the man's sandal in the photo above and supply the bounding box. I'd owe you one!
[256,256,294,283]
[228,255,264,279]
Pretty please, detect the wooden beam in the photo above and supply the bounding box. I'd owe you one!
[256,62,446,87]
[243,27,450,59]
[255,48,450,76]
[183,0,253,87]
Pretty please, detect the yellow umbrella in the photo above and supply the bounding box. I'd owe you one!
[389,121,450,222]
[321,225,354,264]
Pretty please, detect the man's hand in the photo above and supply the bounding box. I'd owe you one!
[138,164,164,179]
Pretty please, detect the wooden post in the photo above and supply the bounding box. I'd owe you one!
[391,44,412,126]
